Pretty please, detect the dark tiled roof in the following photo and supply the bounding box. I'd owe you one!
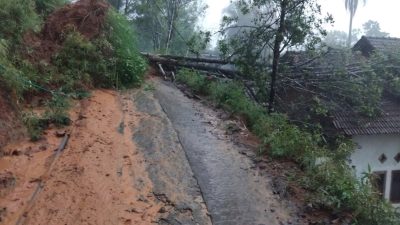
[353,36,400,55]
[281,47,400,136]
[366,36,400,52]
[341,36,400,135]
[281,48,365,74]
[333,97,400,136]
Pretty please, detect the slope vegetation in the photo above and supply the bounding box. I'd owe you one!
[0,0,146,148]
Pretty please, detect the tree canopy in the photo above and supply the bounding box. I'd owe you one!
[363,20,389,37]
[108,0,207,55]
[219,0,333,112]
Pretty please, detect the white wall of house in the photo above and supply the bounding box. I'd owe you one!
[350,134,400,205]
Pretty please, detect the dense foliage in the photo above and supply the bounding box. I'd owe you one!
[0,0,147,140]
[104,10,147,87]
[278,50,385,118]
[109,0,207,54]
[218,1,394,119]
[219,0,333,112]
[177,69,400,225]
[369,50,400,98]
[34,0,67,17]
[0,0,41,46]
[54,10,147,90]
[363,20,389,38]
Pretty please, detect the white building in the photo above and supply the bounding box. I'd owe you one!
[282,36,400,205]
[333,36,400,205]
[333,98,400,205]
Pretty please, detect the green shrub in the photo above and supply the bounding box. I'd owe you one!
[34,0,67,17]
[177,69,264,126]
[104,10,147,87]
[0,0,40,46]
[305,161,400,225]
[53,31,118,90]
[22,112,48,141]
[44,93,71,126]
[0,40,34,99]
[176,69,210,94]
[22,93,70,141]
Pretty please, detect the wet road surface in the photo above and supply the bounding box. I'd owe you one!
[131,78,296,225]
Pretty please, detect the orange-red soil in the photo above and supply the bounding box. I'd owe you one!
[0,88,25,152]
[0,90,161,225]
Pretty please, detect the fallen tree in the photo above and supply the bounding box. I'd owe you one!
[157,54,233,64]
[141,53,240,79]
[142,53,261,104]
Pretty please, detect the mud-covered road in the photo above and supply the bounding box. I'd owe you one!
[0,76,301,225]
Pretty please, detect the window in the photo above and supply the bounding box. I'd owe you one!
[373,171,386,198]
[390,170,400,203]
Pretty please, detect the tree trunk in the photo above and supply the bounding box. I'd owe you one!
[158,54,232,64]
[117,0,122,10]
[142,53,240,78]
[268,1,287,114]
[165,0,177,54]
[124,0,129,15]
[347,11,354,48]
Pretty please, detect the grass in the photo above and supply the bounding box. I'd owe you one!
[22,112,48,141]
[176,68,400,225]
[44,93,71,126]
[22,93,70,141]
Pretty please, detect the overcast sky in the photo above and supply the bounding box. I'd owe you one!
[201,0,400,39]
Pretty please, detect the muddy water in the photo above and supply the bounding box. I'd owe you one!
[133,79,295,225]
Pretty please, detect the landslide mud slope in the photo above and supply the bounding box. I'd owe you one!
[0,90,164,225]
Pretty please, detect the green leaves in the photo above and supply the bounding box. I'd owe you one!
[105,9,147,88]
[0,39,8,60]
[44,93,71,126]
[363,20,389,38]
[369,50,400,99]
[187,31,211,56]
[54,31,100,89]
[131,0,207,54]
[34,0,67,17]
[0,0,41,46]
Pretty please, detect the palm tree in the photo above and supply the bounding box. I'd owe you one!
[345,0,366,47]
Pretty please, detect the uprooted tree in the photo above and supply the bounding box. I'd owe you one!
[219,0,333,113]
